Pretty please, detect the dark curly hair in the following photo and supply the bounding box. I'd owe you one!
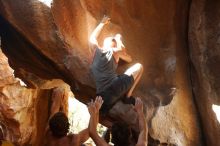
[49,112,69,138]
[111,122,132,146]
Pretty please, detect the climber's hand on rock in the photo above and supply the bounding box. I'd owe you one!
[101,15,110,25]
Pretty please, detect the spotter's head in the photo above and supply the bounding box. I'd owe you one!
[49,112,70,138]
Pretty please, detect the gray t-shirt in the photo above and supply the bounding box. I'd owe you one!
[91,48,118,93]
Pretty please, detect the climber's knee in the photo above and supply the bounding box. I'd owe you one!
[124,63,143,79]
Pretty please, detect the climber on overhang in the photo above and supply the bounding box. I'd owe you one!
[90,16,143,114]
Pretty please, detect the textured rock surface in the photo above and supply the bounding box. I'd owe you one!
[50,1,202,145]
[0,0,219,145]
[189,0,220,145]
[0,48,70,145]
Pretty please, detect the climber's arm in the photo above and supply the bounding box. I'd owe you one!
[49,90,62,119]
[90,130,110,146]
[45,88,63,130]
[43,88,63,144]
[77,128,90,144]
[113,34,132,63]
[114,47,132,63]
[119,50,132,63]
[88,96,109,146]
[76,96,104,144]
[89,16,110,48]
[134,98,148,146]
[89,113,109,146]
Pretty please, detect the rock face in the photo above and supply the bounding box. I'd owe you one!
[0,49,42,145]
[189,0,220,145]
[0,47,69,145]
[0,0,219,145]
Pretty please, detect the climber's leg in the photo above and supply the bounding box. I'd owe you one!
[99,73,135,114]
[124,63,143,97]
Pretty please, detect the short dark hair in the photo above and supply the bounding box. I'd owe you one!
[49,112,69,138]
[111,122,132,146]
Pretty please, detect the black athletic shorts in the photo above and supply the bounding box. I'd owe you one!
[98,74,134,115]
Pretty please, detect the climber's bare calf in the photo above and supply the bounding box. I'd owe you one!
[124,63,143,97]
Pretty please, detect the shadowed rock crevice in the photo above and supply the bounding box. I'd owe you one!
[181,0,206,145]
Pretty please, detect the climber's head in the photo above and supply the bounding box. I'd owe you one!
[111,122,132,146]
[49,112,70,138]
[103,33,124,50]
[103,37,117,49]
